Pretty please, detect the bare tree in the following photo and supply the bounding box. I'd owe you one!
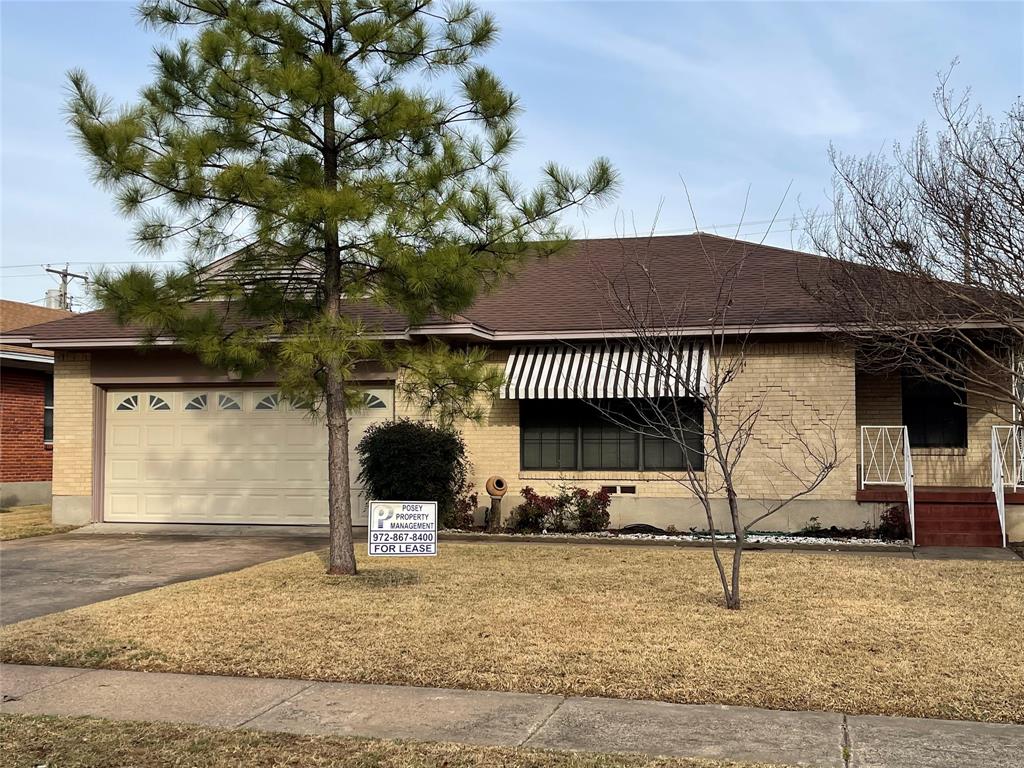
[582,232,843,610]
[806,68,1024,423]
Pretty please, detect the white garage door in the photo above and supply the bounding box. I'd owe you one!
[103,387,393,525]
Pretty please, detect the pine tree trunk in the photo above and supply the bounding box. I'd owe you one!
[319,10,355,575]
[325,370,357,575]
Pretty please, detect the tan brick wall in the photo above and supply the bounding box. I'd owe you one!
[417,341,860,504]
[51,352,93,497]
[856,367,1012,487]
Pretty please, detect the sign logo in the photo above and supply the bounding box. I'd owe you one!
[367,501,437,557]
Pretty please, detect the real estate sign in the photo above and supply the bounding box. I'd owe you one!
[367,500,437,556]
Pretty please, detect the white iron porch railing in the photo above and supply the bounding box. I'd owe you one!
[992,425,1022,549]
[860,426,915,546]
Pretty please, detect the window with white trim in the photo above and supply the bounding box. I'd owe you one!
[184,394,208,411]
[115,395,139,412]
[217,393,242,411]
[363,393,388,409]
[148,394,171,411]
[255,393,279,410]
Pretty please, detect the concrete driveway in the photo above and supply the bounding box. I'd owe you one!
[0,533,323,625]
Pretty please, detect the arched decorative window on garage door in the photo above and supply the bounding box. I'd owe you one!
[363,393,387,409]
[217,393,242,411]
[115,395,139,411]
[255,393,279,410]
[148,394,172,411]
[184,394,208,411]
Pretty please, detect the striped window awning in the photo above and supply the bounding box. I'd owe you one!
[501,342,706,400]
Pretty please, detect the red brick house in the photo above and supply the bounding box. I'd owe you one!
[1,300,73,507]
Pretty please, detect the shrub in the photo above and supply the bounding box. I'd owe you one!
[449,487,478,530]
[508,487,552,533]
[356,419,476,529]
[798,516,823,535]
[573,487,612,532]
[508,485,612,534]
[878,504,910,541]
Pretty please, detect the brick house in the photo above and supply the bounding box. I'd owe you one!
[3,235,1021,545]
[1,300,73,507]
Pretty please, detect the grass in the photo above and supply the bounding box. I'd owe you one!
[0,714,785,768]
[0,505,77,540]
[1,542,1021,723]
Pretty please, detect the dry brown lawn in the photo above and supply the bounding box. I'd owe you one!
[0,505,77,540]
[0,714,783,768]
[1,542,1021,723]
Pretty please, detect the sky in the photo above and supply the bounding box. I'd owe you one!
[1,0,1021,308]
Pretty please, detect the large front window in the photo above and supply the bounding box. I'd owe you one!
[520,399,704,471]
[901,372,967,448]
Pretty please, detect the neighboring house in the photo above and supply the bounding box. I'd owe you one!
[3,234,1021,545]
[1,300,73,507]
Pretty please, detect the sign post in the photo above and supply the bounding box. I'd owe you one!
[367,500,437,557]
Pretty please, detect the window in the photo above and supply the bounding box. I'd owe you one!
[602,485,637,495]
[363,393,388,409]
[520,399,704,472]
[582,423,638,470]
[286,396,313,411]
[115,395,139,412]
[43,378,54,443]
[217,393,242,411]
[148,394,171,411]
[901,372,967,448]
[255,393,279,411]
[522,423,578,470]
[184,394,208,411]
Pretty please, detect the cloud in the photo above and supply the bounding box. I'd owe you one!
[493,2,868,138]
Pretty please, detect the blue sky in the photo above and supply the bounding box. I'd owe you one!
[2,1,1021,307]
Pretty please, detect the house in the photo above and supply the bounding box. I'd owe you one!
[3,234,1021,545]
[1,300,73,507]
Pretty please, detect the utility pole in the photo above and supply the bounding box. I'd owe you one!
[44,264,89,311]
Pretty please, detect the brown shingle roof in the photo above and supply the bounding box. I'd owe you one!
[463,232,834,333]
[0,300,73,359]
[0,299,413,344]
[2,234,844,347]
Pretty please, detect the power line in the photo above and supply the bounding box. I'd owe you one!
[1,259,180,270]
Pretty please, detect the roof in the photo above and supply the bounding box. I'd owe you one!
[464,232,836,335]
[0,234,869,348]
[0,300,73,362]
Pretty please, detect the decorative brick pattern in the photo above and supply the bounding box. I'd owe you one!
[0,367,53,482]
[51,352,93,497]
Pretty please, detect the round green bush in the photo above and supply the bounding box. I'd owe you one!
[356,419,475,529]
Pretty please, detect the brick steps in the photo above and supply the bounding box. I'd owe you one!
[914,496,1003,547]
[858,485,1007,547]
[916,531,1005,547]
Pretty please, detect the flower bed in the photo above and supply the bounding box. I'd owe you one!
[442,527,910,548]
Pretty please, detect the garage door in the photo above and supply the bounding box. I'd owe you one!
[103,387,393,525]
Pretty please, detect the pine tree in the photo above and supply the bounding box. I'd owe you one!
[68,0,616,574]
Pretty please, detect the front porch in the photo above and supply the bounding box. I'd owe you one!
[857,424,1023,547]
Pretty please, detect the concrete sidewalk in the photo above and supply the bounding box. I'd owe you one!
[2,664,1022,767]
